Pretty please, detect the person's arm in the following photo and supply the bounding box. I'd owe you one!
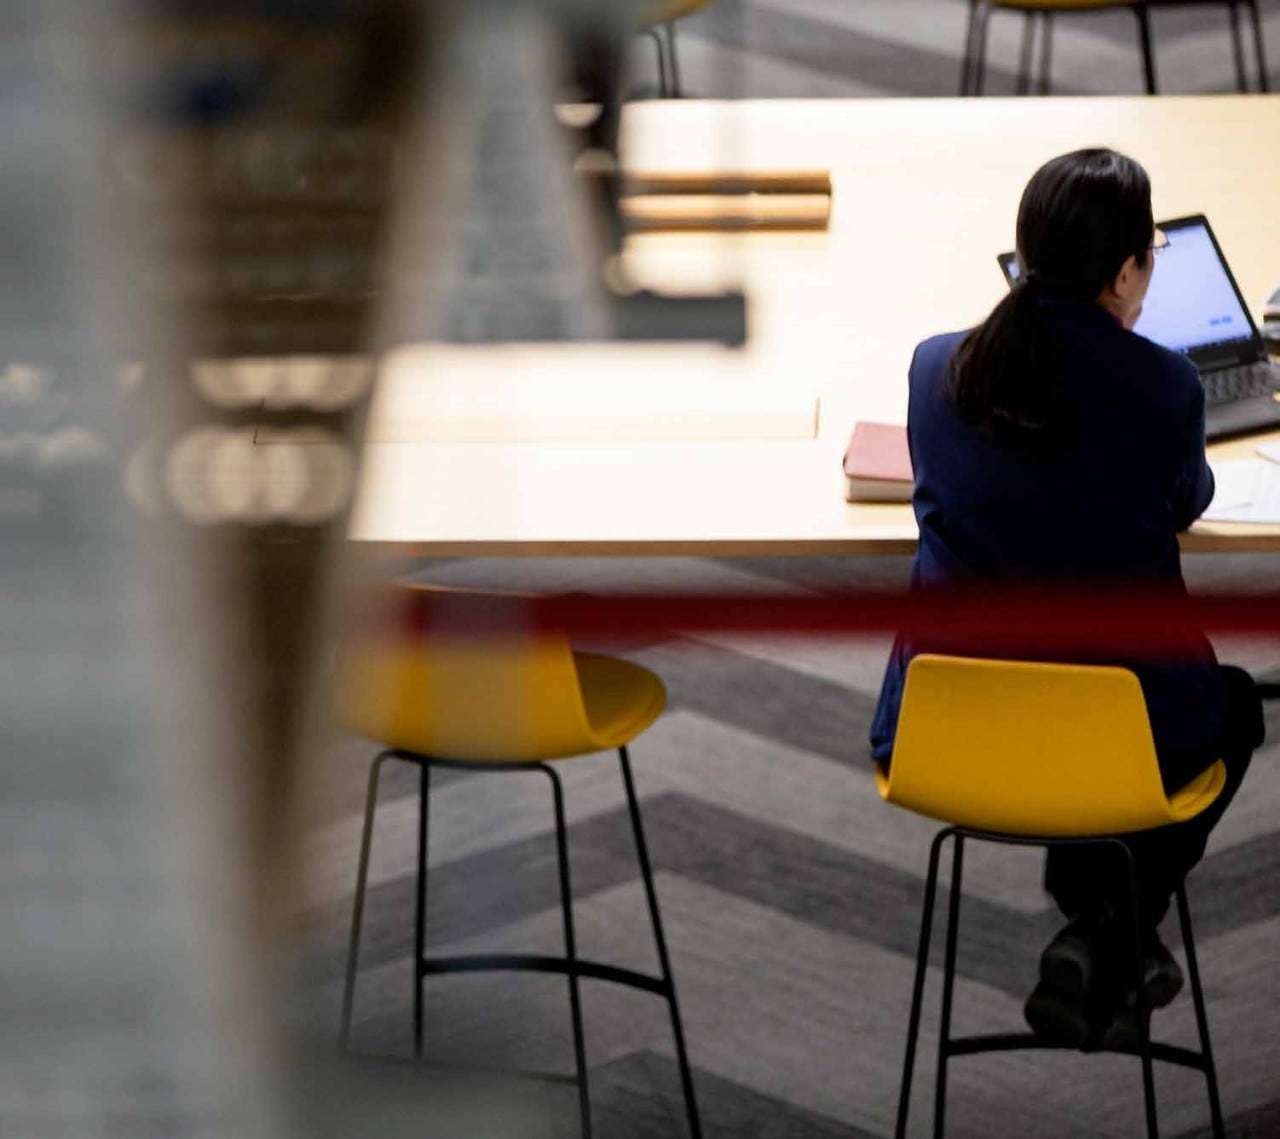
[1171,362,1214,531]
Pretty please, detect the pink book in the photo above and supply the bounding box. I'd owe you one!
[843,421,913,502]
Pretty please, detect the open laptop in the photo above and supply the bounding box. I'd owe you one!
[998,214,1280,440]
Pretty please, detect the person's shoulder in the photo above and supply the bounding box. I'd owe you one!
[909,329,969,379]
[1127,332,1201,398]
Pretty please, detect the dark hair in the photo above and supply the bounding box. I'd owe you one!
[948,148,1154,450]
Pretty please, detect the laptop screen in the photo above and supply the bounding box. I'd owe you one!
[999,215,1258,361]
[1138,219,1253,353]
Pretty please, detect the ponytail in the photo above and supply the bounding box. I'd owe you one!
[948,274,1066,451]
[947,148,1154,455]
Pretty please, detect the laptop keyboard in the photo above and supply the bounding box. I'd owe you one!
[1203,361,1279,405]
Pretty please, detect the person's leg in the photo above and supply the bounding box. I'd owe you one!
[1044,844,1123,921]
[1031,667,1263,1043]
[1125,665,1262,928]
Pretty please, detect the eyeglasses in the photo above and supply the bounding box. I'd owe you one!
[1151,229,1170,257]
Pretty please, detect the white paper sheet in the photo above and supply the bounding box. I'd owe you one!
[1205,460,1262,515]
[1256,439,1280,465]
[1204,459,1280,522]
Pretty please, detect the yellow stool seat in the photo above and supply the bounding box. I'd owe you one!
[883,654,1228,1138]
[575,651,667,749]
[878,654,1226,835]
[337,587,666,762]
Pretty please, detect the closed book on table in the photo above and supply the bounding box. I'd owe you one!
[843,421,913,502]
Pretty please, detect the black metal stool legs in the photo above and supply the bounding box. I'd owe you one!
[1228,1,1249,91]
[1014,11,1056,95]
[645,26,670,97]
[933,835,965,1139]
[971,3,994,95]
[341,748,694,1139]
[960,0,980,94]
[894,827,950,1139]
[894,828,1225,1138]
[1177,885,1226,1139]
[665,22,684,97]
[1119,843,1160,1139]
[413,763,430,1059]
[1016,14,1037,94]
[1038,12,1055,93]
[543,762,594,1139]
[619,745,703,1139]
[340,750,392,1051]
[962,1,1000,95]
[1134,5,1159,94]
[1246,0,1270,92]
[644,23,683,98]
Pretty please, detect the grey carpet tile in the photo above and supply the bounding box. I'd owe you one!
[679,0,1020,96]
[1157,915,1280,1129]
[1176,1102,1280,1139]
[709,555,915,594]
[297,1054,562,1139]
[684,630,901,694]
[403,554,825,596]
[1184,824,1280,941]
[631,638,879,765]
[637,28,895,98]
[587,1049,883,1139]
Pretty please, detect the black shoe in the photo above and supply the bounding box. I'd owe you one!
[1124,935,1184,1012]
[1027,915,1118,1048]
[1088,936,1183,1052]
[1090,1006,1145,1053]
[1024,980,1092,1048]
[1038,917,1107,998]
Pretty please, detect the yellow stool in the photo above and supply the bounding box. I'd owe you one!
[337,585,701,1139]
[961,0,1268,96]
[880,654,1228,1139]
[640,0,709,96]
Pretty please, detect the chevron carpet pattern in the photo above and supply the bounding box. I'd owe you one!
[306,553,1280,1139]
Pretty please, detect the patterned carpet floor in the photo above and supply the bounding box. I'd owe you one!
[306,555,1280,1139]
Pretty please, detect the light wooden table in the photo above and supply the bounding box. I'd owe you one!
[348,95,1280,556]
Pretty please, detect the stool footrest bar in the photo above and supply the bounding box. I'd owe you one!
[419,953,669,996]
[948,1032,1208,1069]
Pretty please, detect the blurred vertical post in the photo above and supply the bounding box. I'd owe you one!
[0,0,284,1134]
[0,0,457,1134]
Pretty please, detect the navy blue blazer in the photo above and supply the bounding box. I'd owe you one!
[869,293,1226,793]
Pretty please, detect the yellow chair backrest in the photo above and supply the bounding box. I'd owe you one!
[879,654,1226,836]
[337,585,595,762]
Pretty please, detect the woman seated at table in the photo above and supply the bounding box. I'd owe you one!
[869,147,1265,1047]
